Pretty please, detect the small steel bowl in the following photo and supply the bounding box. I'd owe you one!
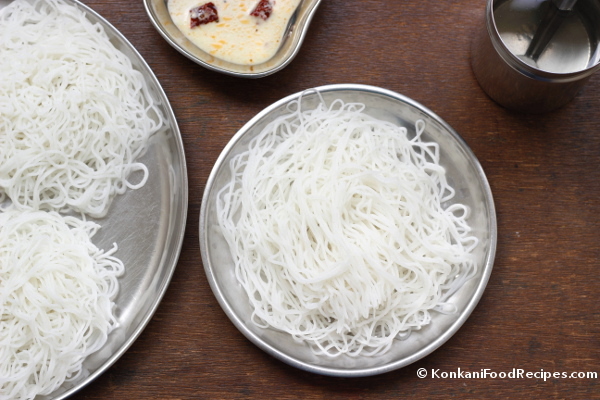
[199,84,497,377]
[144,0,322,78]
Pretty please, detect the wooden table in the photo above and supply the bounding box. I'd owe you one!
[75,0,599,398]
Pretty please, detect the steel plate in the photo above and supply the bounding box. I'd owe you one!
[200,84,496,377]
[0,0,188,398]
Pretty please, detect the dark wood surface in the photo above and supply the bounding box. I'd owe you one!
[75,0,599,398]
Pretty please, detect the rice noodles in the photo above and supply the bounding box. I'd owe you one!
[0,0,159,397]
[0,0,163,218]
[216,96,478,357]
[0,208,123,400]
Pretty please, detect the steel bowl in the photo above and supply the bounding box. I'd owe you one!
[144,0,322,78]
[199,84,497,377]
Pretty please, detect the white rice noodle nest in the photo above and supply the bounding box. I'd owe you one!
[0,208,123,400]
[216,96,479,357]
[0,0,160,398]
[0,0,163,218]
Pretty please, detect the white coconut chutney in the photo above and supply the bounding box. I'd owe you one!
[167,0,302,65]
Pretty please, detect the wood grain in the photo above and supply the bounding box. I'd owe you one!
[71,0,600,398]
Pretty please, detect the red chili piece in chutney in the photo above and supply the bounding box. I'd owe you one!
[250,0,273,20]
[190,2,219,28]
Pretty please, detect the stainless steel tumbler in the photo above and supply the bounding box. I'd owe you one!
[471,0,600,113]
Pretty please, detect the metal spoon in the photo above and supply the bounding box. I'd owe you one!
[525,0,578,61]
